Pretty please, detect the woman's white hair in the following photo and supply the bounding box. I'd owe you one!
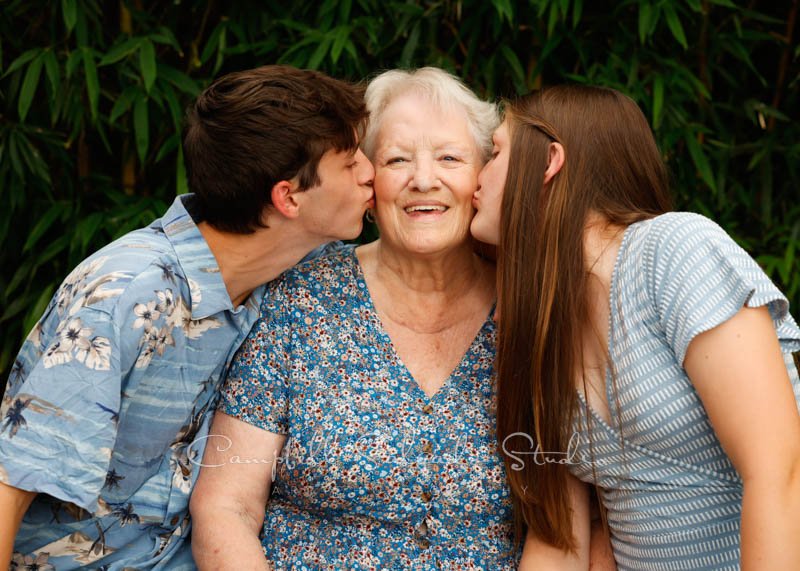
[361,67,499,162]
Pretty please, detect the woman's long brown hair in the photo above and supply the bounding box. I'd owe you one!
[496,85,672,550]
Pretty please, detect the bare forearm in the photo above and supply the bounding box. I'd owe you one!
[740,476,800,570]
[588,519,616,571]
[192,506,271,570]
[0,483,36,567]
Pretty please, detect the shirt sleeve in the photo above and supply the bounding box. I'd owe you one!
[219,278,292,435]
[0,302,121,512]
[646,212,800,365]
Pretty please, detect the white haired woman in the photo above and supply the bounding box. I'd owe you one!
[190,68,519,569]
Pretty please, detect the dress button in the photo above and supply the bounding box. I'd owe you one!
[417,537,431,549]
[421,403,433,414]
[421,491,432,503]
[422,442,433,455]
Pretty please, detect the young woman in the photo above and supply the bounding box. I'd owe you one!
[470,85,800,570]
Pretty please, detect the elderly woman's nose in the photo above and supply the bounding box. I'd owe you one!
[411,158,438,192]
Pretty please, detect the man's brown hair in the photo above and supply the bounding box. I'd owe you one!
[183,65,368,233]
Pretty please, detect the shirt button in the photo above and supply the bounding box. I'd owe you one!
[421,403,434,414]
[170,515,179,526]
[421,491,432,503]
[417,537,431,549]
[422,442,433,455]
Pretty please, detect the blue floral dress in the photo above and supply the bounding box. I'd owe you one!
[220,246,520,570]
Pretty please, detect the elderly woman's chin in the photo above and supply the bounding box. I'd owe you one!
[379,216,475,256]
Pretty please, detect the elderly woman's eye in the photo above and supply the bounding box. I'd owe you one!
[386,157,406,165]
[441,155,460,162]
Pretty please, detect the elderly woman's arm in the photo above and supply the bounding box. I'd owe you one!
[190,412,286,570]
[518,474,591,571]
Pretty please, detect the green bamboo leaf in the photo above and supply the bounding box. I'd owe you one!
[65,48,82,78]
[0,297,29,323]
[547,3,560,35]
[638,3,653,44]
[139,38,157,93]
[653,74,664,129]
[399,22,421,68]
[723,41,765,85]
[8,131,25,178]
[331,26,351,64]
[707,0,737,7]
[23,203,62,252]
[3,48,41,78]
[338,0,352,22]
[572,0,583,28]
[18,133,51,185]
[81,47,99,121]
[158,63,201,96]
[22,284,56,336]
[99,37,141,66]
[662,4,688,49]
[499,45,526,94]
[109,86,140,123]
[77,212,105,250]
[490,0,513,23]
[213,26,227,76]
[177,146,189,195]
[307,36,332,70]
[18,54,43,122]
[34,234,71,268]
[684,132,717,192]
[160,82,183,131]
[155,133,179,163]
[151,26,183,55]
[133,95,149,164]
[42,49,60,96]
[200,21,226,65]
[62,0,77,33]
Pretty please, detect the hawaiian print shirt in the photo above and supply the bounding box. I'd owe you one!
[220,246,521,570]
[1,195,267,570]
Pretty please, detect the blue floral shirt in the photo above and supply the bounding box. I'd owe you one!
[220,246,520,570]
[1,195,267,570]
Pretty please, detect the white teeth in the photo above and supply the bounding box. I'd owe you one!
[404,205,447,213]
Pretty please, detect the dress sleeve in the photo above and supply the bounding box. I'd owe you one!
[219,278,292,435]
[645,212,800,365]
[0,302,121,512]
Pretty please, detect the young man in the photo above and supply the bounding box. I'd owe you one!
[0,65,374,569]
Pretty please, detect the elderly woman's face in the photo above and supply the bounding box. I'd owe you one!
[372,93,482,255]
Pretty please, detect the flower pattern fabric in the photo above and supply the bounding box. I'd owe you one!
[1,195,267,570]
[220,246,520,570]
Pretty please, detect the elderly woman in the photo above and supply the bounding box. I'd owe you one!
[190,67,517,569]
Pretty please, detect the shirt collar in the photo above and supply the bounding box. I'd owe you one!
[152,194,233,320]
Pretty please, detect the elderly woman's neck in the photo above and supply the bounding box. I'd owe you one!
[360,240,491,296]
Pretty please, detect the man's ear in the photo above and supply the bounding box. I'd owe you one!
[270,180,301,219]
[543,142,565,185]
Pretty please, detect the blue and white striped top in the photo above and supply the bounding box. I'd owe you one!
[569,212,800,570]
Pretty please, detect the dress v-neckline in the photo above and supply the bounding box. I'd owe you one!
[579,221,639,427]
[348,246,496,403]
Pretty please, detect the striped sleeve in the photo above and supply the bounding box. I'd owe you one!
[645,212,800,364]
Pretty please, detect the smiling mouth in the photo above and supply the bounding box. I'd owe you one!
[404,205,448,213]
